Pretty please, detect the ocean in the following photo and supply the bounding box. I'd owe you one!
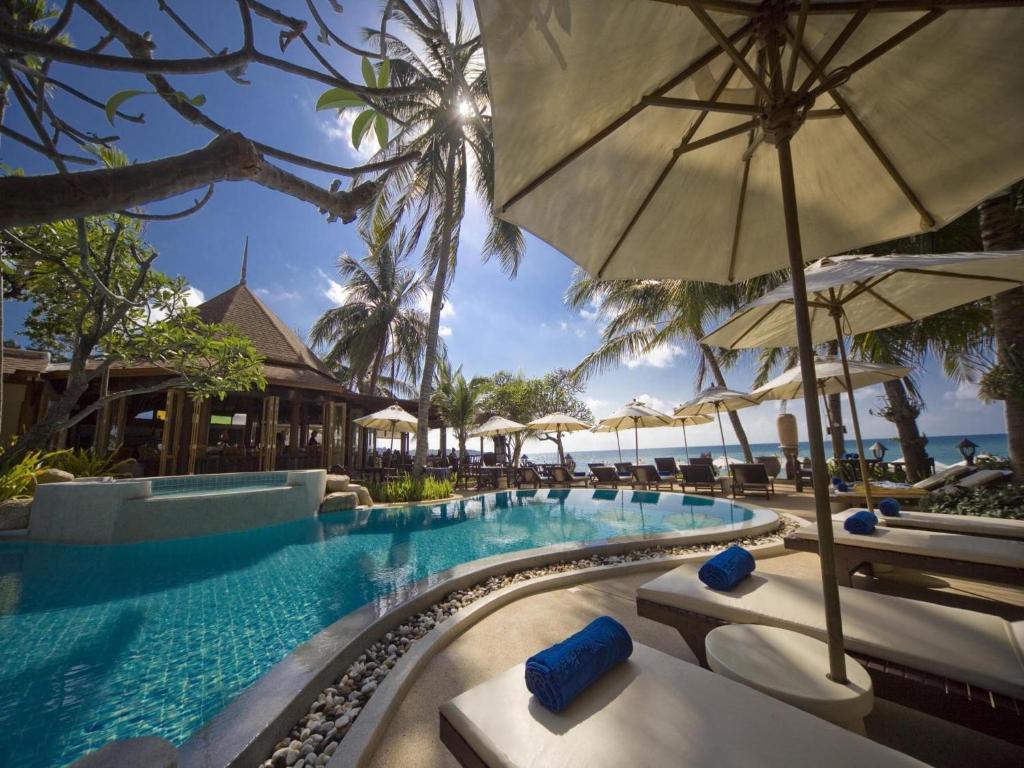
[523,433,1009,470]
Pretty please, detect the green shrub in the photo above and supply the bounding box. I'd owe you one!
[0,451,49,502]
[44,446,133,477]
[921,483,1023,520]
[365,475,454,504]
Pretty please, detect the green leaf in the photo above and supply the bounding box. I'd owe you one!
[374,113,389,148]
[172,90,206,108]
[377,59,390,88]
[351,110,375,149]
[361,56,375,88]
[315,88,364,111]
[105,90,148,125]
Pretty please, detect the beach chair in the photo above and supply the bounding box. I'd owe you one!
[613,461,634,481]
[591,465,623,488]
[865,509,1024,540]
[831,468,1009,510]
[631,464,676,491]
[636,564,1024,746]
[440,643,928,768]
[689,456,715,467]
[517,467,543,489]
[784,523,1024,588]
[549,466,589,487]
[730,463,774,499]
[679,463,717,495]
[653,457,680,480]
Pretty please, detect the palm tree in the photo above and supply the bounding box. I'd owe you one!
[566,274,762,462]
[344,0,524,473]
[432,357,485,481]
[308,223,431,396]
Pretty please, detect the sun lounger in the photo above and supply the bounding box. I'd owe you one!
[879,510,1024,540]
[549,466,589,487]
[785,523,1024,587]
[689,456,715,467]
[679,463,717,495]
[517,467,542,489]
[636,564,1024,746]
[833,468,1007,509]
[440,643,929,768]
[654,456,680,479]
[631,464,676,491]
[730,463,774,499]
[953,468,1012,489]
[591,465,623,488]
[613,461,634,480]
[912,464,976,491]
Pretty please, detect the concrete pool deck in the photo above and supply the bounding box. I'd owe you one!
[362,490,1024,768]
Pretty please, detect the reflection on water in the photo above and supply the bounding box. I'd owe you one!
[0,490,754,768]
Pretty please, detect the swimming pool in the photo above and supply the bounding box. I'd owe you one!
[0,489,768,767]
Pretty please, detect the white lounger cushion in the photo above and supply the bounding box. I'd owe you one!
[793,523,1024,569]
[832,509,1024,539]
[441,643,928,768]
[637,565,1024,699]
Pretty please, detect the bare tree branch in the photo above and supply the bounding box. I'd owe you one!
[120,185,215,221]
[0,124,97,164]
[9,61,146,122]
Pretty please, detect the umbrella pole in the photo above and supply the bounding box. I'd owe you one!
[682,424,690,462]
[777,136,848,684]
[715,403,728,472]
[634,421,640,465]
[615,430,622,462]
[833,312,875,511]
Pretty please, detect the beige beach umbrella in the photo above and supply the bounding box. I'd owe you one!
[355,405,417,466]
[751,358,911,506]
[592,422,625,463]
[475,0,1024,684]
[674,387,758,471]
[527,412,592,466]
[470,415,526,438]
[671,412,714,462]
[597,399,674,464]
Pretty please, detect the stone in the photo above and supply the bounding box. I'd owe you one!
[348,483,373,506]
[36,468,74,485]
[0,497,31,531]
[271,747,290,768]
[320,492,358,514]
[325,474,350,493]
[285,748,301,766]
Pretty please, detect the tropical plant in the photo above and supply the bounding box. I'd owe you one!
[316,0,524,474]
[44,446,134,478]
[364,475,453,504]
[432,358,485,479]
[0,449,49,501]
[309,222,431,396]
[565,274,761,462]
[921,483,1023,520]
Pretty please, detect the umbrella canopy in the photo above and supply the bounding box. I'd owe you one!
[674,387,759,418]
[596,399,674,464]
[354,404,418,432]
[592,422,625,462]
[671,412,713,462]
[471,415,526,438]
[751,358,911,401]
[527,412,592,466]
[476,0,1024,685]
[702,251,1024,349]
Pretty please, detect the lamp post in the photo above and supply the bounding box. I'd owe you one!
[957,438,979,466]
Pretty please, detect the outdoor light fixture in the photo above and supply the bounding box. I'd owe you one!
[957,438,979,466]
[869,442,887,461]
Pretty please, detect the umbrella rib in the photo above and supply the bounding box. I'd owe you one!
[595,38,756,279]
[727,47,766,283]
[796,0,877,97]
[785,27,937,228]
[684,2,771,102]
[803,1,1024,11]
[641,96,761,115]
[859,283,916,322]
[899,267,1024,285]
[843,9,945,77]
[500,22,753,213]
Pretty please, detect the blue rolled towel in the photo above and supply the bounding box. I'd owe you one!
[698,546,756,591]
[525,616,633,713]
[835,480,850,492]
[844,509,878,535]
[878,497,901,517]
[831,475,844,487]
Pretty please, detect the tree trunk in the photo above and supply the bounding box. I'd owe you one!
[979,190,1024,478]
[413,145,457,475]
[8,368,92,458]
[701,345,753,462]
[882,378,930,482]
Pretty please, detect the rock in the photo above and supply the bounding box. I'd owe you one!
[360,679,377,694]
[272,747,290,768]
[36,468,74,484]
[0,498,31,531]
[285,747,301,766]
[320,491,358,514]
[334,715,349,730]
[348,483,373,506]
[325,474,350,493]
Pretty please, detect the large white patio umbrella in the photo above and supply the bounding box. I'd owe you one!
[527,412,592,466]
[597,399,674,464]
[751,358,911,507]
[674,387,758,471]
[671,412,714,462]
[355,404,418,466]
[471,415,527,464]
[475,0,1024,683]
[592,422,624,462]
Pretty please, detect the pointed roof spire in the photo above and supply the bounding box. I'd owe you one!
[240,236,249,284]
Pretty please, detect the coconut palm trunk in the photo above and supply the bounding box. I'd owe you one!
[881,378,930,482]
[414,145,457,475]
[979,190,1024,478]
[701,345,753,462]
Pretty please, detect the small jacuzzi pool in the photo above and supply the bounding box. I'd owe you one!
[0,489,774,767]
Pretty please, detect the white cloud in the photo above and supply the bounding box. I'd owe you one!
[559,320,568,331]
[317,267,350,305]
[184,287,205,306]
[416,293,455,318]
[320,111,380,160]
[585,396,608,413]
[255,287,301,302]
[635,393,668,413]
[439,325,453,338]
[574,328,587,338]
[625,342,686,369]
[943,381,984,412]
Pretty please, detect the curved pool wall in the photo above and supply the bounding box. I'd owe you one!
[28,470,326,545]
[0,489,774,768]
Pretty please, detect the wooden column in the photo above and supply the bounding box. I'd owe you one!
[111,396,127,449]
[92,367,112,450]
[321,401,334,469]
[260,395,280,471]
[158,389,186,476]
[186,398,212,475]
[289,398,301,456]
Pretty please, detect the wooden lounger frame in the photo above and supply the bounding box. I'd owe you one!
[440,712,489,768]
[636,598,1024,747]
[783,533,1024,588]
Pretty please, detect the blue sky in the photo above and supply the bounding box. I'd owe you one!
[1,1,1007,452]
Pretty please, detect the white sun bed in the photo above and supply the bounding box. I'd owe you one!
[439,643,928,768]
[635,565,1024,745]
[833,508,1024,540]
[785,523,1024,586]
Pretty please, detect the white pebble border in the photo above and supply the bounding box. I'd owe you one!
[260,517,798,768]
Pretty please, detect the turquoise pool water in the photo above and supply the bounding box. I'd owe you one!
[0,489,760,767]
